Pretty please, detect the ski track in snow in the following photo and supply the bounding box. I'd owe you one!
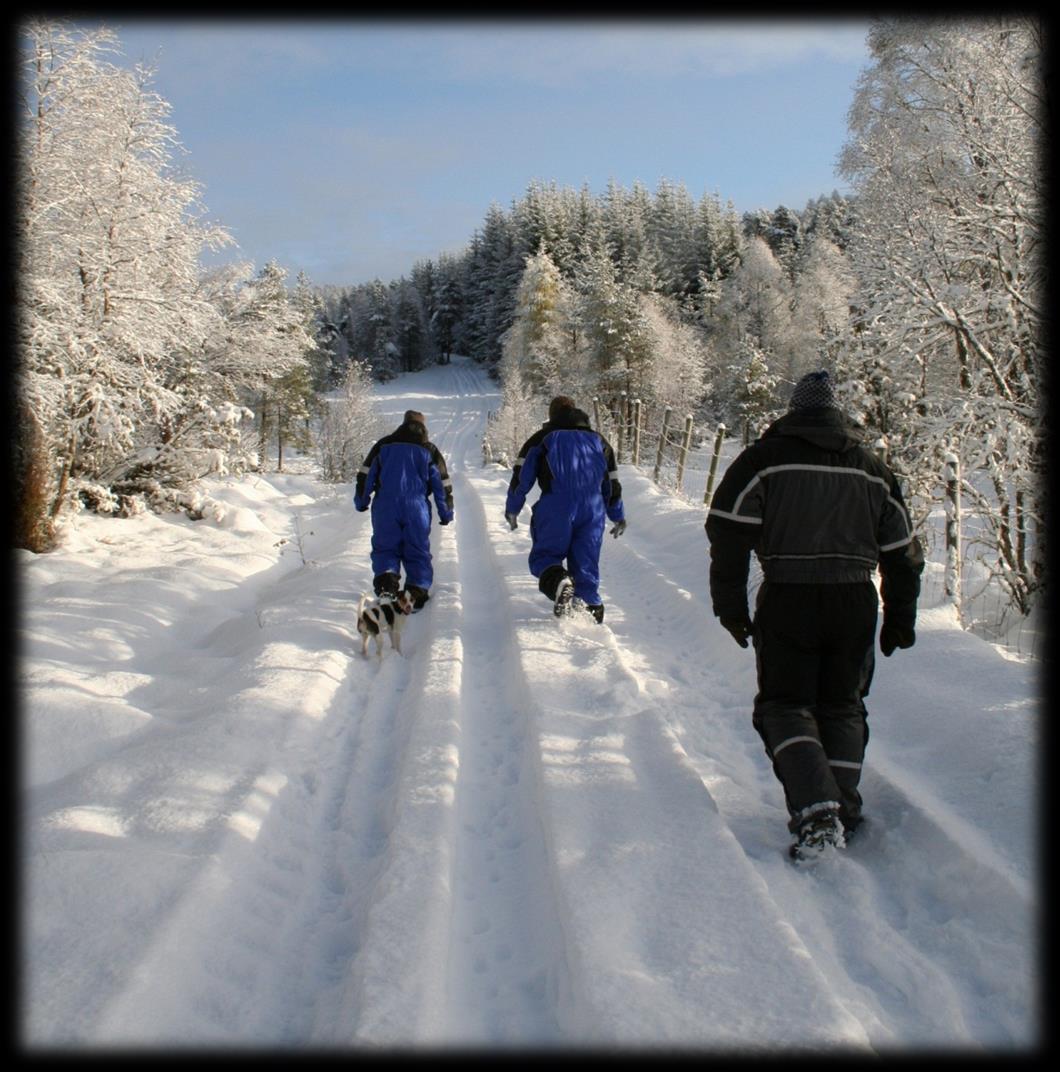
[22,358,1038,1053]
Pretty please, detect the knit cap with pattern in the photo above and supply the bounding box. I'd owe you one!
[789,370,838,411]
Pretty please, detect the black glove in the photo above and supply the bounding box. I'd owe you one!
[610,520,627,538]
[879,621,915,657]
[720,614,753,649]
[440,516,451,526]
[505,512,519,530]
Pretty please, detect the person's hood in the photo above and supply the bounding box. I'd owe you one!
[761,407,862,452]
[546,406,592,431]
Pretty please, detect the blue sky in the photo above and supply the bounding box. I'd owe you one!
[86,17,872,288]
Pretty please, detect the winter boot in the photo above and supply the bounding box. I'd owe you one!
[404,584,430,611]
[788,802,845,862]
[585,603,605,624]
[839,811,864,842]
[553,576,575,617]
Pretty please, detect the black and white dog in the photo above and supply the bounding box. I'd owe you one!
[356,590,414,657]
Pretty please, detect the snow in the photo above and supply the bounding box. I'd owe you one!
[20,357,1040,1054]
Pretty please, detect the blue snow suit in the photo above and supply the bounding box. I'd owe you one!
[505,407,624,606]
[354,419,453,592]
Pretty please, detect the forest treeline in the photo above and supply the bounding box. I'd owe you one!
[15,18,1043,620]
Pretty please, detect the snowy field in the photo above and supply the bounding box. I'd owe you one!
[20,357,1041,1054]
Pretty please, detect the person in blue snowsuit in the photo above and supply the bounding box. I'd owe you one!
[355,410,453,609]
[504,396,626,622]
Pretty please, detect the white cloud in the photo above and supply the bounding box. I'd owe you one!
[422,20,871,86]
[111,18,870,93]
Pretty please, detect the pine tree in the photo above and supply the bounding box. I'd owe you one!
[726,336,782,440]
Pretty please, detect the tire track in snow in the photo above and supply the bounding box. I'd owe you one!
[438,468,578,1045]
[600,498,1036,1047]
[462,460,870,1047]
[82,510,444,1044]
[394,360,580,1044]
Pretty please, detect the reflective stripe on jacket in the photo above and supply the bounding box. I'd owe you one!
[705,408,922,619]
[505,409,624,524]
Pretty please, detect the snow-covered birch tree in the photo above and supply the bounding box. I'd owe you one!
[838,16,1044,615]
[314,359,382,483]
[17,19,238,537]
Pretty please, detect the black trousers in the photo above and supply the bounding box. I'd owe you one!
[751,581,877,829]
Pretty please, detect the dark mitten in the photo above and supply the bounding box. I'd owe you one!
[879,621,915,657]
[505,512,519,530]
[610,519,627,538]
[720,614,753,649]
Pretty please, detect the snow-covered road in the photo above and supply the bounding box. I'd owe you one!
[21,357,1039,1053]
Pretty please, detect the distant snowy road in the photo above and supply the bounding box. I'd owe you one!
[21,358,1039,1052]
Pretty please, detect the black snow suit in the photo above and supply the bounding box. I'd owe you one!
[705,407,923,832]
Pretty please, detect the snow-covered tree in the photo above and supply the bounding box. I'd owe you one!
[391,277,428,374]
[484,362,545,470]
[499,246,578,399]
[205,260,314,468]
[635,293,709,417]
[710,236,795,383]
[602,179,655,288]
[650,178,699,301]
[839,16,1044,614]
[293,270,334,393]
[17,19,238,533]
[725,336,783,440]
[788,236,856,378]
[462,203,521,372]
[314,359,382,483]
[432,253,465,364]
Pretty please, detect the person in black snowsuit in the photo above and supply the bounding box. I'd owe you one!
[355,410,453,609]
[505,395,626,622]
[705,371,923,860]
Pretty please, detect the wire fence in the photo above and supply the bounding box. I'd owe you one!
[594,398,1044,665]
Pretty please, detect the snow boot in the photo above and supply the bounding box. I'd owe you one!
[553,576,575,617]
[840,812,864,842]
[788,803,845,862]
[585,603,605,624]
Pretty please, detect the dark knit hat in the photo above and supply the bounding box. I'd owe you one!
[789,371,838,411]
[403,409,426,425]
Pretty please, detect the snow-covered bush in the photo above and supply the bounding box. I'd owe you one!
[314,360,383,483]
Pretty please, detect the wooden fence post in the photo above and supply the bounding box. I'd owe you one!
[631,399,642,466]
[653,407,672,484]
[675,414,694,493]
[704,423,726,505]
[944,450,961,609]
[617,392,628,463]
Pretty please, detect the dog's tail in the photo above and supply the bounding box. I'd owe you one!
[357,592,369,618]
